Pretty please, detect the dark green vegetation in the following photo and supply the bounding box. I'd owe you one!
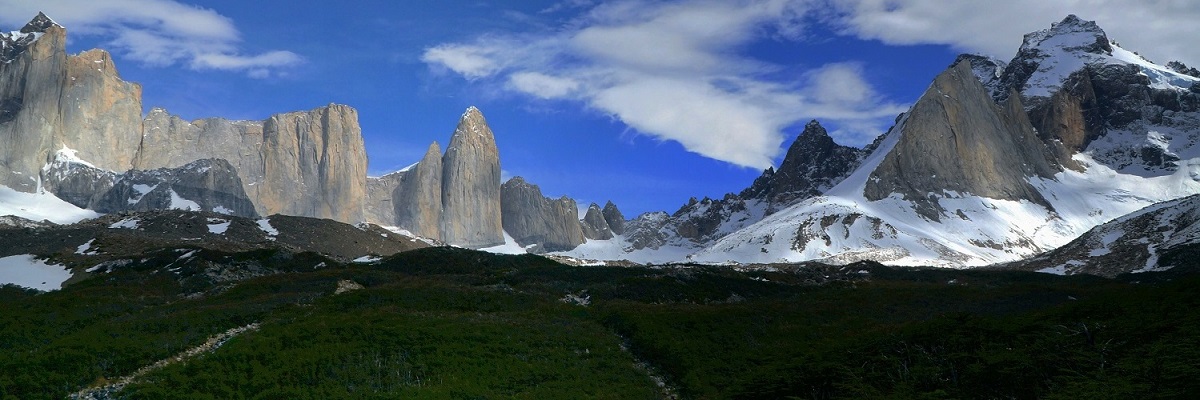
[2,247,1198,399]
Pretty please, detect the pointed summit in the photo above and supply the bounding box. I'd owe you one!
[602,200,625,235]
[1020,14,1111,56]
[441,106,503,248]
[21,12,61,34]
[739,119,868,211]
[394,141,444,240]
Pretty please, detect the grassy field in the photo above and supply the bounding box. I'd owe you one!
[1,247,1198,399]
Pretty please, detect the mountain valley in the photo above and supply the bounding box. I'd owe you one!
[3,11,1200,399]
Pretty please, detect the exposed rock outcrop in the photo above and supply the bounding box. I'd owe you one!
[619,120,874,251]
[984,14,1200,174]
[441,107,503,248]
[61,48,143,173]
[864,61,1061,220]
[43,155,256,217]
[136,104,367,222]
[741,120,869,212]
[365,170,406,227]
[580,203,613,240]
[0,14,368,224]
[499,177,585,252]
[0,15,70,192]
[259,105,366,223]
[94,159,258,217]
[395,142,443,240]
[602,201,625,235]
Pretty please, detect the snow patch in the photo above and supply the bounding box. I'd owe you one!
[109,218,140,229]
[168,189,201,211]
[128,184,157,205]
[352,255,381,263]
[0,184,100,224]
[206,218,230,235]
[256,217,278,239]
[0,255,72,291]
[75,239,98,256]
[480,230,531,255]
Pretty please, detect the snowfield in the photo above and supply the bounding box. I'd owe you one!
[0,255,72,291]
[0,185,100,224]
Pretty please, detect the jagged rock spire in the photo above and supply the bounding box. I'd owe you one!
[441,106,504,248]
[21,12,61,33]
[394,141,444,240]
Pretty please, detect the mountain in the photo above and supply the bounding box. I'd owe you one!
[0,14,367,224]
[556,120,875,263]
[136,104,367,223]
[499,177,585,252]
[365,108,512,248]
[440,107,504,248]
[1006,194,1200,277]
[558,15,1200,268]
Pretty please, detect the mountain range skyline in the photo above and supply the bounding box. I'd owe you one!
[2,0,1200,218]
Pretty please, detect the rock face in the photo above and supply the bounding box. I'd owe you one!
[602,201,625,235]
[95,159,258,217]
[982,14,1200,174]
[136,104,367,223]
[0,15,71,192]
[61,48,143,173]
[260,105,366,222]
[440,107,503,248]
[499,177,585,252]
[43,154,256,218]
[864,61,1061,220]
[365,171,405,227]
[394,142,443,240]
[0,14,368,224]
[618,120,875,251]
[580,203,613,240]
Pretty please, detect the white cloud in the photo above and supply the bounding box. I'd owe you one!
[828,0,1200,65]
[0,0,302,77]
[422,0,904,169]
[508,72,581,99]
[420,44,503,79]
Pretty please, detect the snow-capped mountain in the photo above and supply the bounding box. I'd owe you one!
[556,120,873,263]
[561,15,1200,268]
[1007,193,1200,277]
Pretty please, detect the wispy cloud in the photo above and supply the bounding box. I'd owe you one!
[422,0,905,170]
[0,0,302,77]
[827,0,1200,66]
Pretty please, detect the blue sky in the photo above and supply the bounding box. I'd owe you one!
[3,0,1198,217]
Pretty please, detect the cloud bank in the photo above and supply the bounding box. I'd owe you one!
[829,0,1200,67]
[0,0,302,77]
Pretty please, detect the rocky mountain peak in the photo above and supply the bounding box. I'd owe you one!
[393,140,444,240]
[865,60,1060,220]
[739,119,868,211]
[1022,14,1111,55]
[2,13,64,64]
[953,53,1006,88]
[602,200,625,235]
[499,176,584,252]
[581,202,614,240]
[21,12,61,34]
[441,106,503,248]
